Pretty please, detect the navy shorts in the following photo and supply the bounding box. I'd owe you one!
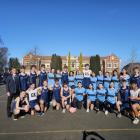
[29,100,38,109]
[40,93,49,104]
[53,96,61,103]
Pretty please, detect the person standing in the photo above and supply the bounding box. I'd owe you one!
[6,68,20,118]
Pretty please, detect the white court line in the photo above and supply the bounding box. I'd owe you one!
[0,129,140,135]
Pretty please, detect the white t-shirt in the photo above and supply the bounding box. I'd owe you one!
[130,89,140,98]
[27,89,38,101]
[83,70,91,78]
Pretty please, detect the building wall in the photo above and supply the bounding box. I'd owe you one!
[23,53,120,73]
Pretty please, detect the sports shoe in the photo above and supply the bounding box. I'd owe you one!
[62,109,66,113]
[133,118,139,125]
[20,116,25,119]
[39,112,45,117]
[105,110,109,115]
[13,115,18,121]
[117,113,122,118]
[86,109,89,113]
[96,109,100,114]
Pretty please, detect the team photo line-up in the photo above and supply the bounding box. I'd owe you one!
[5,64,140,125]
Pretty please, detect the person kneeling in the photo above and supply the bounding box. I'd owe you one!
[96,83,107,115]
[61,83,71,113]
[74,82,86,110]
[86,83,97,113]
[26,83,41,116]
[12,91,29,121]
[130,82,140,125]
[39,80,49,116]
[105,82,118,116]
[52,79,61,111]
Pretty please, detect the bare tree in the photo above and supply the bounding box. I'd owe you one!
[129,47,137,74]
[0,36,8,72]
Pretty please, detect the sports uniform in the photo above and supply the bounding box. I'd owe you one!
[68,76,75,89]
[38,71,47,87]
[83,70,91,89]
[104,76,111,89]
[19,73,29,91]
[90,76,97,90]
[74,87,85,109]
[53,84,61,103]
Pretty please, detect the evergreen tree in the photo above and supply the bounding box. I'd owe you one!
[68,52,71,72]
[90,55,101,75]
[8,57,21,71]
[79,52,83,72]
[50,54,62,70]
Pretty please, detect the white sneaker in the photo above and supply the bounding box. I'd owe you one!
[105,110,109,116]
[117,113,122,118]
[20,116,25,119]
[86,109,89,113]
[133,118,139,125]
[62,109,66,113]
[13,118,18,121]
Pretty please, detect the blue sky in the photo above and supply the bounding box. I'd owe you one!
[0,0,140,66]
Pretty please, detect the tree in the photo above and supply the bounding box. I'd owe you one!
[0,37,8,73]
[79,52,83,72]
[0,47,8,73]
[123,63,140,75]
[129,47,137,74]
[90,55,101,75]
[50,54,62,70]
[8,57,21,71]
[68,52,71,72]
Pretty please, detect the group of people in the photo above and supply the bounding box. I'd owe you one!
[5,64,140,124]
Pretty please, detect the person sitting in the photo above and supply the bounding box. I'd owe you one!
[130,82,140,125]
[12,91,29,120]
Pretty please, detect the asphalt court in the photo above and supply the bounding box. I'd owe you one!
[0,85,140,140]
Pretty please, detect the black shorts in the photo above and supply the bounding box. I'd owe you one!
[91,101,96,105]
[106,102,116,109]
[76,99,83,109]
[64,98,70,105]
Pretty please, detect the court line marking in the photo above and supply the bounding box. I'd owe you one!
[0,128,140,135]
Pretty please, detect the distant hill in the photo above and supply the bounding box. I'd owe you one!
[123,63,140,74]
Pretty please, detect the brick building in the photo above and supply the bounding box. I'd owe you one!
[23,53,120,73]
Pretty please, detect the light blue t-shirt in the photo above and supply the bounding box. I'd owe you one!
[97,75,104,86]
[86,89,97,101]
[111,75,119,91]
[75,87,85,101]
[104,76,111,89]
[55,74,62,85]
[90,76,97,90]
[106,88,117,104]
[68,76,75,87]
[96,88,106,102]
[75,74,84,86]
[47,72,55,86]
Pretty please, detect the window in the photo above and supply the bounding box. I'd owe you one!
[114,63,117,68]
[72,62,75,68]
[46,64,50,68]
[107,63,112,68]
